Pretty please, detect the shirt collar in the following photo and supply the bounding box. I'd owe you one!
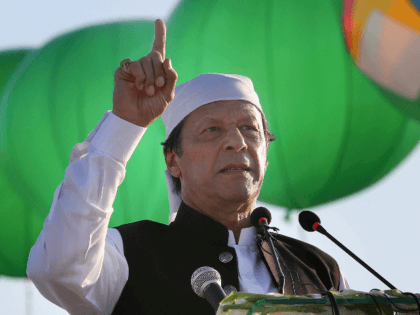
[228,226,257,246]
[170,200,257,246]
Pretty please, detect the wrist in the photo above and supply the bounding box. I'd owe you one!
[111,110,150,128]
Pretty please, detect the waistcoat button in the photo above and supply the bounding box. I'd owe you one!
[219,252,233,263]
[223,285,238,295]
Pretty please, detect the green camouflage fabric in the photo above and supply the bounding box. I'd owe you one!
[216,289,420,315]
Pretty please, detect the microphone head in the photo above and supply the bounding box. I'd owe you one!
[250,207,272,227]
[298,210,321,232]
[191,266,222,298]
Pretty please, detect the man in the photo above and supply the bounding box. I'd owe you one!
[27,19,350,314]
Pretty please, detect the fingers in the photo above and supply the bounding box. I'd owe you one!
[117,51,166,97]
[161,58,178,103]
[150,51,165,88]
[133,63,145,91]
[140,56,155,96]
[152,19,166,60]
[119,60,146,90]
[138,50,165,96]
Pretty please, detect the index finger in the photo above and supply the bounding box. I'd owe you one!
[152,19,166,60]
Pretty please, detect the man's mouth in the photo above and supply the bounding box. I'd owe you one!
[221,168,249,172]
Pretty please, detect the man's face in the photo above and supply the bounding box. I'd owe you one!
[166,100,269,206]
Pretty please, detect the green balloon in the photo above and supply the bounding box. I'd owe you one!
[0,48,39,277]
[0,21,171,277]
[166,0,420,212]
[0,49,31,94]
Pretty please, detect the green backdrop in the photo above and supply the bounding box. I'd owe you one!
[1,0,420,277]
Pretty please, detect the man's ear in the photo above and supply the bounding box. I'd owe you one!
[164,150,181,178]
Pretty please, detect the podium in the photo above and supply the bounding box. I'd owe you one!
[216,289,419,315]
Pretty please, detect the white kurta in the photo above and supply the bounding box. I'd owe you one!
[26,110,351,315]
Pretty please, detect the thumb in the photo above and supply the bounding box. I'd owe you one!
[162,58,178,103]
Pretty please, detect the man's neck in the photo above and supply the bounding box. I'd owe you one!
[182,197,256,244]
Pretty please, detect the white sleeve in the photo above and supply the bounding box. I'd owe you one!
[338,269,351,292]
[26,111,147,315]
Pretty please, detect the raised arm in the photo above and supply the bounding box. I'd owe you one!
[27,19,177,315]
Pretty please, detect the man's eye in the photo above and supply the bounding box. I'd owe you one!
[244,125,257,131]
[205,126,256,132]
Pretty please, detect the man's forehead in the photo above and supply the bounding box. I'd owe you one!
[199,115,259,124]
[193,101,261,122]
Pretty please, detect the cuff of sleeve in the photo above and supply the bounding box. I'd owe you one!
[90,111,147,163]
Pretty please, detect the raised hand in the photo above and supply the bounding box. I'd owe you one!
[112,19,178,128]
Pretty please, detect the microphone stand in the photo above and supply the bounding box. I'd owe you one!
[314,224,398,290]
[258,221,285,293]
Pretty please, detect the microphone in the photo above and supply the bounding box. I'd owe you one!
[298,210,398,290]
[191,266,226,312]
[250,206,272,227]
[250,207,285,293]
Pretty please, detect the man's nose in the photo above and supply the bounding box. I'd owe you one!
[223,127,248,151]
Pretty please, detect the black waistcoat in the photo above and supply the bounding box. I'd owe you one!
[111,201,341,314]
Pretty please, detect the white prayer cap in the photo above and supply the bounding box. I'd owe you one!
[162,73,263,224]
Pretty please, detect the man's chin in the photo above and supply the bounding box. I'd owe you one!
[216,188,256,202]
